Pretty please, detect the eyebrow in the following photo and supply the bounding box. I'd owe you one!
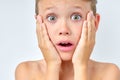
[44,5,83,11]
[44,6,57,10]
[72,6,83,10]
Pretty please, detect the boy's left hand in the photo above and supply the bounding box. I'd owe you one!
[72,11,96,65]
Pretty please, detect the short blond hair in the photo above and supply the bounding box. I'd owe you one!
[35,0,97,15]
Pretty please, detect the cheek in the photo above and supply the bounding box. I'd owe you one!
[76,27,82,39]
[45,23,56,40]
[73,23,83,41]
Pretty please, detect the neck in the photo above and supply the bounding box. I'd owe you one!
[59,60,74,76]
[61,60,73,70]
[59,60,74,80]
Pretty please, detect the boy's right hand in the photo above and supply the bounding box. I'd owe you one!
[36,15,61,65]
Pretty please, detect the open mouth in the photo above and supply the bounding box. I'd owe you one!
[56,41,74,52]
[59,42,72,47]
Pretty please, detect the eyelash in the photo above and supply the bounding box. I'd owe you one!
[71,13,82,21]
[46,13,57,23]
[46,13,82,23]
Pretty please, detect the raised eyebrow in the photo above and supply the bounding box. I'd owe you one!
[72,6,83,10]
[45,5,82,10]
[44,6,57,10]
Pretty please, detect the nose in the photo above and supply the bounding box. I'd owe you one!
[59,20,71,35]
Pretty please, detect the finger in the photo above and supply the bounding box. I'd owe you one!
[41,23,51,43]
[87,11,93,40]
[36,15,44,46]
[92,15,96,38]
[36,15,50,42]
[81,20,88,41]
[87,11,96,41]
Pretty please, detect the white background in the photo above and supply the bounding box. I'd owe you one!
[0,0,120,80]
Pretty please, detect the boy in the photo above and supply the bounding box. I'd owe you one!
[15,0,120,80]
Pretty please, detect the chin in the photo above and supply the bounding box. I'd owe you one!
[59,52,73,61]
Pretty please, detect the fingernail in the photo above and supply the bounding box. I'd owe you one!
[88,11,94,21]
[90,11,93,17]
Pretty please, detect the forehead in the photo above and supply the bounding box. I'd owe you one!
[38,0,91,11]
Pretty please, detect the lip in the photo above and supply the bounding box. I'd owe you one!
[56,40,74,52]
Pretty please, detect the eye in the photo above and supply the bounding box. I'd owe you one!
[71,14,82,21]
[47,15,57,22]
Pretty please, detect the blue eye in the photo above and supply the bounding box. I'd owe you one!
[71,14,82,21]
[47,16,56,22]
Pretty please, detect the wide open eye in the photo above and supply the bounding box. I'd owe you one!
[47,16,57,22]
[71,14,82,21]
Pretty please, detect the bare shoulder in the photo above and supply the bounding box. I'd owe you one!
[15,60,46,80]
[92,60,120,80]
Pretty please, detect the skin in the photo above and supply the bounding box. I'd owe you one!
[15,0,120,80]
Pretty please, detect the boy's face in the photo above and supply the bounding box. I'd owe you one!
[38,0,93,61]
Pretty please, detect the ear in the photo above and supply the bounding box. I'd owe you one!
[94,13,100,31]
[34,15,37,20]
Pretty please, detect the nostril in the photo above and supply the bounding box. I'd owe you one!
[59,32,62,35]
[59,32,69,35]
[66,32,69,34]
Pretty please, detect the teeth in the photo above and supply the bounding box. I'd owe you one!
[60,43,68,45]
[61,43,68,44]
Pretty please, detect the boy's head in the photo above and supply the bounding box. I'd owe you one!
[35,0,97,15]
[35,0,100,61]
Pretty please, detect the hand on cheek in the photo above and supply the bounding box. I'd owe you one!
[72,11,96,65]
[36,15,61,65]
